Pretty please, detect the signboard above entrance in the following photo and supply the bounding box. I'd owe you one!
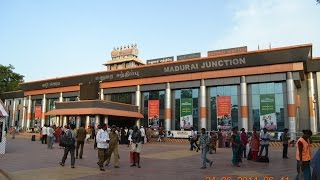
[146,56,174,65]
[177,52,201,61]
[208,46,247,57]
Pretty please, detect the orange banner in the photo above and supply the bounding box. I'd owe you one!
[148,100,159,128]
[35,106,41,119]
[217,96,231,116]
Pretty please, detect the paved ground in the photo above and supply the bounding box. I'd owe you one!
[0,134,319,180]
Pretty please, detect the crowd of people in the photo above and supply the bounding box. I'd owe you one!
[8,123,319,179]
[37,124,155,171]
[189,126,320,179]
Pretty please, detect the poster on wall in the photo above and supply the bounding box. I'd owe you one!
[180,98,193,129]
[217,96,232,130]
[260,94,277,131]
[35,106,42,119]
[148,100,160,129]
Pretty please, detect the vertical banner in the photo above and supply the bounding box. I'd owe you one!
[217,96,232,130]
[180,98,193,129]
[260,94,276,130]
[148,100,160,129]
[35,106,42,119]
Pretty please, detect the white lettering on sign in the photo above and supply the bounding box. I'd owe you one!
[41,82,61,88]
[163,57,246,73]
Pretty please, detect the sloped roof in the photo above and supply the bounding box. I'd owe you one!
[0,100,8,117]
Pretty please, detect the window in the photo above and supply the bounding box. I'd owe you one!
[174,88,199,130]
[209,85,239,131]
[249,82,285,131]
[110,93,133,104]
[142,91,165,129]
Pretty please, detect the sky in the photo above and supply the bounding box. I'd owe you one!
[0,0,319,82]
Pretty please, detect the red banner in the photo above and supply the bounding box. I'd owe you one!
[148,100,159,128]
[35,106,42,119]
[217,96,231,116]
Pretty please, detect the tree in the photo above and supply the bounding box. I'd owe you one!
[0,64,24,94]
[317,0,320,4]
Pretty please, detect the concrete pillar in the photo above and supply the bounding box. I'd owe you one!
[94,117,102,128]
[21,98,26,129]
[56,116,60,126]
[307,72,317,133]
[287,72,296,140]
[135,85,141,127]
[59,92,63,102]
[11,99,16,126]
[104,116,108,125]
[200,79,207,129]
[41,94,46,127]
[95,115,100,126]
[26,96,31,129]
[76,116,81,128]
[87,116,91,128]
[240,76,249,130]
[59,92,63,127]
[100,89,104,100]
[63,116,67,127]
[165,82,171,131]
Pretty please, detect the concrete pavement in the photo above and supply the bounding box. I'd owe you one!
[0,136,318,180]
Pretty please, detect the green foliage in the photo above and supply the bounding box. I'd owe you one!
[0,64,24,94]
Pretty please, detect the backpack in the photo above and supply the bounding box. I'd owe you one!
[60,130,75,147]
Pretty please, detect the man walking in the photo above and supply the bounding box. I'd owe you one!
[96,124,110,171]
[60,124,76,168]
[47,125,55,149]
[130,126,142,168]
[296,130,312,180]
[140,126,145,144]
[281,128,290,159]
[259,128,270,157]
[41,125,48,144]
[199,128,213,169]
[105,125,120,168]
[76,125,86,159]
[190,127,199,152]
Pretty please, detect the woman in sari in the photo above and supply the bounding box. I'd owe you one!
[231,126,241,167]
[209,132,218,154]
[54,126,62,143]
[250,127,260,161]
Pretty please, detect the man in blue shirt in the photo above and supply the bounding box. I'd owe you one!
[199,128,213,169]
[259,128,270,157]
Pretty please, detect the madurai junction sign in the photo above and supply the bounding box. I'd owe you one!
[21,46,311,91]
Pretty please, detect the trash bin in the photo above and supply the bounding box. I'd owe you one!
[31,135,36,141]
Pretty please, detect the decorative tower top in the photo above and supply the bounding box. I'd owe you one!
[103,44,144,70]
[111,44,139,60]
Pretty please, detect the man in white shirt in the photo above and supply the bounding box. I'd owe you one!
[140,126,146,144]
[96,124,110,171]
[47,125,55,149]
[259,128,270,157]
[41,125,48,144]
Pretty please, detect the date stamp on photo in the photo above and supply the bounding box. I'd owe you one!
[205,176,290,180]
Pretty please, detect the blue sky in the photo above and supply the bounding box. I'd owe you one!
[0,0,319,82]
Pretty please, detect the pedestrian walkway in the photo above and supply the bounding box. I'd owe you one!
[0,136,318,180]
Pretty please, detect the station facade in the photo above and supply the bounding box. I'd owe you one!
[1,44,320,137]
